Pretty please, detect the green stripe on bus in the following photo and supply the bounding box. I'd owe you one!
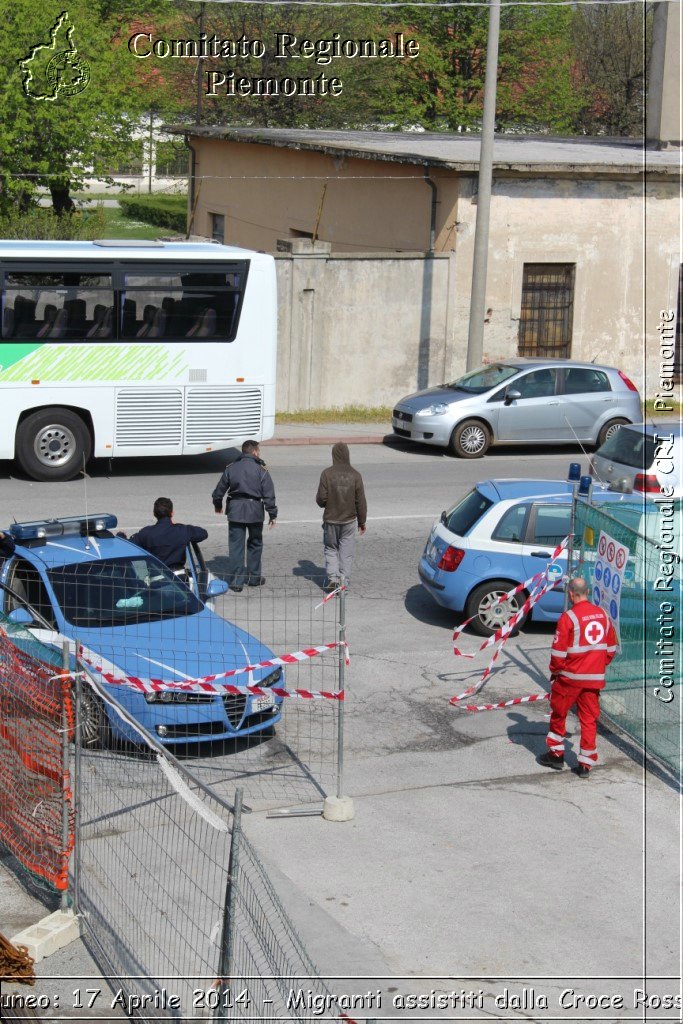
[0,343,44,372]
[0,345,187,382]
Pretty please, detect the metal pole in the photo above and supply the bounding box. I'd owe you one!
[214,787,243,1021]
[60,640,71,912]
[147,110,153,194]
[336,588,346,800]
[73,643,82,916]
[465,0,501,372]
[195,2,206,126]
[564,486,578,610]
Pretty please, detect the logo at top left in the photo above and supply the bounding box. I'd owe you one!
[19,11,90,101]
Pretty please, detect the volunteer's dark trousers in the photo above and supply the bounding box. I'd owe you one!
[227,521,263,586]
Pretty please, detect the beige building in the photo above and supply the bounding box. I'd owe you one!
[169,126,681,409]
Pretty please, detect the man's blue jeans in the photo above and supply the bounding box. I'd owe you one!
[227,521,264,585]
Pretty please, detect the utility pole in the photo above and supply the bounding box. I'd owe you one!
[195,1,205,125]
[465,0,501,371]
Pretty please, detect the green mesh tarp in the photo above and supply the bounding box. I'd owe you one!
[572,498,682,777]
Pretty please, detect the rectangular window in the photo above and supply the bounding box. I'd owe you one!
[210,214,225,245]
[562,367,610,395]
[2,271,114,340]
[120,266,246,341]
[518,263,575,359]
[529,505,572,546]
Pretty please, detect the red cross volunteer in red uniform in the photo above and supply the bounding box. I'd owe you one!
[538,576,617,778]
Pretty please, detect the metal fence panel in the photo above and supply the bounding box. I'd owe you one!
[572,498,681,776]
[74,671,336,1022]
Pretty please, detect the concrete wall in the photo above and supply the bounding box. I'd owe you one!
[275,245,455,410]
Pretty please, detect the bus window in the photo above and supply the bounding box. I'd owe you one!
[2,272,114,341]
[120,267,246,341]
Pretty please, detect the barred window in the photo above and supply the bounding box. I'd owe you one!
[518,263,575,359]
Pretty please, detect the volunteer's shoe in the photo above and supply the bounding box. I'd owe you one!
[324,578,340,594]
[230,584,243,593]
[538,752,565,770]
[247,576,266,587]
[574,765,592,779]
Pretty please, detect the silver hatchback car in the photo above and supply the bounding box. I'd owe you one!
[392,358,642,458]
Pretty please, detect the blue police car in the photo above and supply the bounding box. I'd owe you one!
[0,514,284,747]
[418,479,650,636]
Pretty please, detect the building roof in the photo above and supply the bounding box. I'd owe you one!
[168,126,679,178]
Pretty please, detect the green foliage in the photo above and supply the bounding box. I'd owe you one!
[119,193,187,232]
[0,1,151,216]
[0,205,107,239]
[392,2,585,132]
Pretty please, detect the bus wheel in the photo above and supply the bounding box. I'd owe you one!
[16,409,92,482]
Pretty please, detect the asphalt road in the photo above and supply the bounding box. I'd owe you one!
[0,440,582,580]
[3,439,679,1005]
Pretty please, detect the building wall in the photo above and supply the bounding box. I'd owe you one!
[451,177,679,394]
[190,137,679,405]
[192,138,459,253]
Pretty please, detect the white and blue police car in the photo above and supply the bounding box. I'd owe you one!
[0,514,284,747]
[419,479,650,636]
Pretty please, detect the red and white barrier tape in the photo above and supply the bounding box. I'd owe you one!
[449,537,568,708]
[452,536,569,658]
[78,640,348,700]
[316,583,347,608]
[465,692,550,713]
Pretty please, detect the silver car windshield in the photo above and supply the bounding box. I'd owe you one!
[447,364,520,394]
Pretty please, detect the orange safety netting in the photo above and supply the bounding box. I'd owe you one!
[0,628,74,891]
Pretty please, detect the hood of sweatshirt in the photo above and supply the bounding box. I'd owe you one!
[332,442,350,466]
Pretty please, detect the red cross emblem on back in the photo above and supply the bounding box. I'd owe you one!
[585,620,605,645]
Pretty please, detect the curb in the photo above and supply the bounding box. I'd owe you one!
[261,434,388,447]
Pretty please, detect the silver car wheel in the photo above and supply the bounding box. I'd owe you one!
[603,422,622,442]
[460,424,487,455]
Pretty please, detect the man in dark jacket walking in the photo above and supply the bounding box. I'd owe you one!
[316,443,367,592]
[212,440,277,591]
[126,497,208,575]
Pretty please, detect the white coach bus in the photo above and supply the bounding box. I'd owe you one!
[0,239,277,481]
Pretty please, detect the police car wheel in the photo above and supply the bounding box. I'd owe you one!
[466,580,528,638]
[16,408,92,482]
[79,687,111,748]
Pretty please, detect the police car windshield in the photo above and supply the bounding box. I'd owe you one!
[47,557,202,628]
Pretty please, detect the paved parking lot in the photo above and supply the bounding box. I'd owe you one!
[1,432,680,1021]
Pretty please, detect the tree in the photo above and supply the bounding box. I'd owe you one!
[388,1,586,132]
[0,0,155,216]
[571,4,651,135]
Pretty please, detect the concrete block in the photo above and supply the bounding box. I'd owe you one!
[323,795,355,821]
[11,909,80,963]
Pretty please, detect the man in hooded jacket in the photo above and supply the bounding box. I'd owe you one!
[315,443,367,592]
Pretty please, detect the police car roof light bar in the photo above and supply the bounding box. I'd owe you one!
[9,513,118,542]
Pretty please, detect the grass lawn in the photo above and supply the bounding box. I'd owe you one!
[276,406,392,423]
[98,206,170,240]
